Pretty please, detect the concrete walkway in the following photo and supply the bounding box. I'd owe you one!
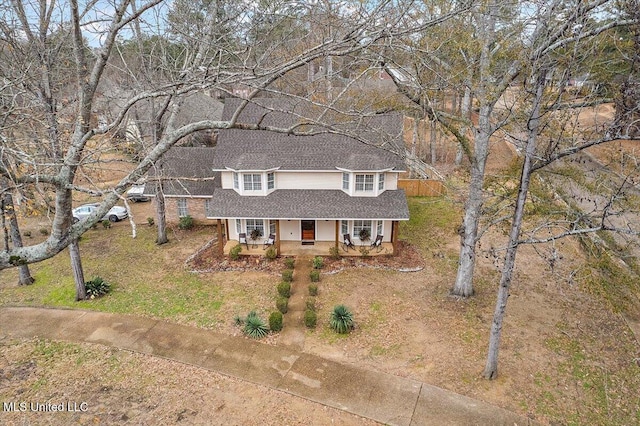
[279,256,311,349]
[0,307,533,426]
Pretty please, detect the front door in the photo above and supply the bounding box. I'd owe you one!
[301,220,315,241]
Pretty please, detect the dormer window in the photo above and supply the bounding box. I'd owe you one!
[342,173,350,190]
[233,172,239,189]
[267,172,275,190]
[378,173,385,190]
[243,174,262,191]
[355,174,374,192]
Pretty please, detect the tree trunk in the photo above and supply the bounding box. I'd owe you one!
[3,192,34,285]
[69,239,86,301]
[483,71,545,379]
[155,181,168,245]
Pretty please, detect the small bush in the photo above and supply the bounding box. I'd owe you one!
[101,219,112,229]
[85,276,111,299]
[282,269,293,283]
[230,244,242,260]
[309,269,320,282]
[233,314,244,326]
[265,246,277,260]
[329,245,340,260]
[330,305,354,334]
[276,297,289,314]
[359,246,370,257]
[268,311,283,332]
[39,228,49,236]
[308,283,318,296]
[178,215,194,230]
[312,256,324,269]
[23,230,32,238]
[277,281,291,298]
[304,309,317,328]
[306,297,316,311]
[147,217,155,226]
[284,258,295,269]
[243,311,268,339]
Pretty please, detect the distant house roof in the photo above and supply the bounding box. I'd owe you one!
[144,147,219,197]
[208,188,409,220]
[216,98,406,171]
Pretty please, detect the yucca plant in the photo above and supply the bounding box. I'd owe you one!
[330,305,354,334]
[243,311,268,339]
[85,276,111,299]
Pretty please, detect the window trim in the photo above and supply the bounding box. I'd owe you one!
[376,220,383,237]
[243,173,262,191]
[245,219,265,238]
[177,198,188,217]
[267,172,275,190]
[353,220,372,240]
[342,173,350,191]
[233,172,239,190]
[378,173,385,191]
[341,220,349,236]
[355,174,374,192]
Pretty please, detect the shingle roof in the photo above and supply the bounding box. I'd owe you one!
[217,98,406,171]
[208,189,409,220]
[144,147,219,196]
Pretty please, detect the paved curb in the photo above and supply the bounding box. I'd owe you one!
[0,307,534,426]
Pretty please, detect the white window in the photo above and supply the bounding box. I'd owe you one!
[341,220,349,236]
[177,198,188,217]
[205,199,214,217]
[376,220,383,237]
[355,174,374,191]
[267,172,275,190]
[353,220,372,240]
[243,174,262,191]
[235,219,241,234]
[342,173,350,190]
[233,172,239,190]
[269,219,276,236]
[246,219,264,238]
[378,173,385,190]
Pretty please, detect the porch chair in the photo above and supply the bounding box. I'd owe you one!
[263,234,275,249]
[370,234,383,252]
[342,234,356,252]
[238,233,249,250]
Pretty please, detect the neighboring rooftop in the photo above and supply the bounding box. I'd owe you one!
[145,147,219,196]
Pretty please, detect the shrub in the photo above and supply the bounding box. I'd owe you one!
[277,281,291,298]
[178,215,194,230]
[359,246,370,257]
[309,269,320,283]
[304,309,317,328]
[243,311,268,339]
[23,230,32,238]
[101,219,112,229]
[265,246,277,260]
[308,283,318,296]
[282,269,293,283]
[230,244,242,260]
[276,297,289,314]
[147,217,155,226]
[330,305,354,334]
[329,245,340,260]
[312,256,324,269]
[306,297,316,311]
[233,314,244,326]
[284,258,295,269]
[269,311,283,332]
[85,276,111,299]
[39,228,49,236]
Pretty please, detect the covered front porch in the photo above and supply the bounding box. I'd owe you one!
[222,239,394,257]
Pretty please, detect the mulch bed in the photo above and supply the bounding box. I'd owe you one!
[187,239,425,274]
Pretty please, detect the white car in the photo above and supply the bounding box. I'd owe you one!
[72,203,128,223]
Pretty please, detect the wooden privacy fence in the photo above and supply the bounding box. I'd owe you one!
[398,179,446,197]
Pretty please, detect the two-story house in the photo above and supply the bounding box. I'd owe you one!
[207,98,410,255]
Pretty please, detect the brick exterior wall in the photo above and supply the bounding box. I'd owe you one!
[164,197,215,225]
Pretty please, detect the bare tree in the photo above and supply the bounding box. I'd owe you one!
[0,0,464,274]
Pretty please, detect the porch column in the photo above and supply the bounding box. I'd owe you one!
[391,221,399,255]
[334,220,339,251]
[217,219,224,256]
[275,220,281,256]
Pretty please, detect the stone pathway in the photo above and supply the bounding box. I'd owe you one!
[278,255,312,349]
